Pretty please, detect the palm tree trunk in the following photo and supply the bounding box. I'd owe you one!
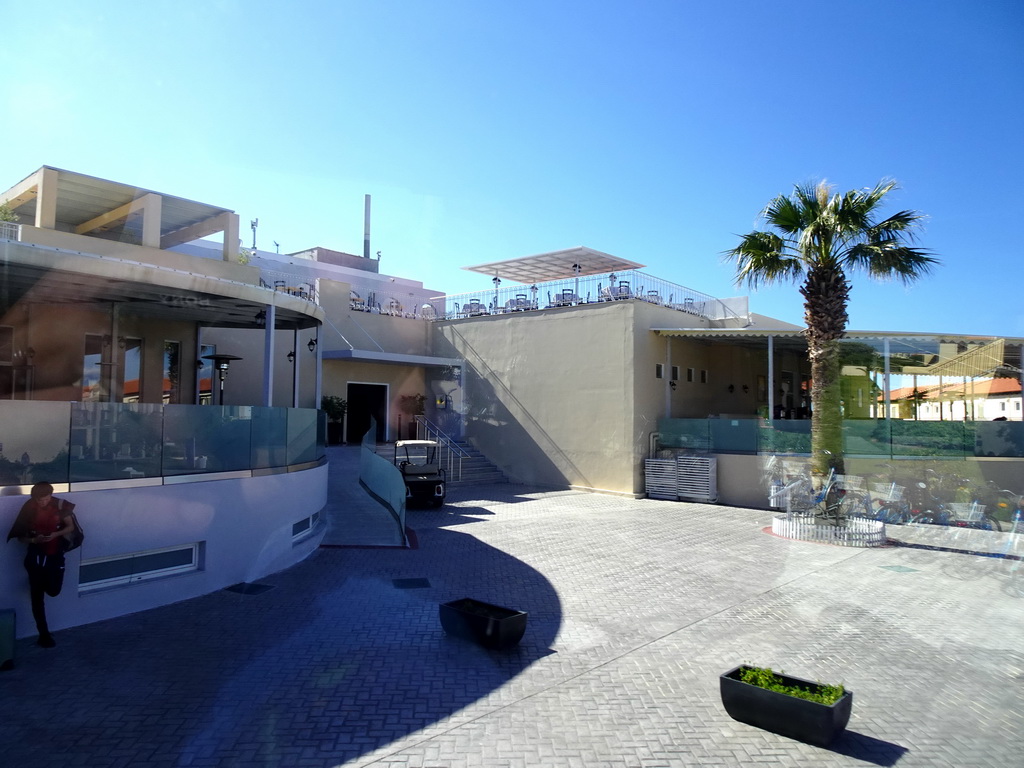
[801,266,849,476]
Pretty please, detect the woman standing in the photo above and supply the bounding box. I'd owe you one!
[6,482,77,648]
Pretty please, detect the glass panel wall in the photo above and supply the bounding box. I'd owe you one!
[0,401,71,484]
[70,402,163,481]
[163,405,253,475]
[286,407,319,465]
[0,401,325,488]
[251,406,288,469]
[656,417,1024,458]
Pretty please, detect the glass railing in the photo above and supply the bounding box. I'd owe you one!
[656,417,1024,458]
[0,401,326,486]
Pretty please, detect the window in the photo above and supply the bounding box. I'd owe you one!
[79,543,202,592]
[292,510,322,541]
[671,366,680,381]
[655,364,664,378]
[82,334,105,401]
[198,343,214,405]
[700,369,708,384]
[163,341,181,404]
[687,368,694,383]
[122,337,143,403]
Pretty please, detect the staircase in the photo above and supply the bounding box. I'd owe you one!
[374,439,508,485]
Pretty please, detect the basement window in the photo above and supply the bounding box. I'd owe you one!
[79,543,202,593]
[292,509,322,542]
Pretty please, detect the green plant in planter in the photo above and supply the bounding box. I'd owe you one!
[320,395,347,422]
[739,665,844,705]
[398,394,426,416]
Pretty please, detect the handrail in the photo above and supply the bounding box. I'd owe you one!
[414,415,468,481]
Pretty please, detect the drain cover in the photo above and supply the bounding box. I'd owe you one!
[225,582,276,595]
[393,578,431,589]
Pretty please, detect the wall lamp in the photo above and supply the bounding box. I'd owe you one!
[307,338,317,352]
[669,380,677,390]
[287,350,295,363]
[254,310,266,328]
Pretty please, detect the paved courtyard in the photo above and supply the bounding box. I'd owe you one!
[2,447,1022,767]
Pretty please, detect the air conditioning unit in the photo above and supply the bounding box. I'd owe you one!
[644,458,677,500]
[645,455,718,503]
[676,456,718,503]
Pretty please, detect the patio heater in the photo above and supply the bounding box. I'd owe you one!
[493,275,501,312]
[572,262,581,303]
[201,354,243,406]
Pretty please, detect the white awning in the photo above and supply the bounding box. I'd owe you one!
[463,246,644,284]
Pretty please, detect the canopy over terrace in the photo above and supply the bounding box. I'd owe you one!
[1,166,240,261]
[463,246,644,284]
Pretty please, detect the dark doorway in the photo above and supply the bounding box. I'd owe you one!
[346,383,388,443]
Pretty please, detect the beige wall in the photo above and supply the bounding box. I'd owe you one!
[322,359,428,441]
[318,280,432,356]
[433,302,639,493]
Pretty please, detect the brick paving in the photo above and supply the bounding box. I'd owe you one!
[1,447,1021,767]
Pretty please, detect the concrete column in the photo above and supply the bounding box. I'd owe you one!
[222,212,240,262]
[139,193,162,248]
[262,304,276,406]
[35,168,58,230]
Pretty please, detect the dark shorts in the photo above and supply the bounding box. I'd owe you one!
[25,551,66,597]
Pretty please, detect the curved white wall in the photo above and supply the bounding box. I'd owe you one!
[0,466,327,639]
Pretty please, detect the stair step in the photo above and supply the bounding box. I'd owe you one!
[371,442,507,484]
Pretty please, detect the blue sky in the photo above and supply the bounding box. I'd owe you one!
[3,1,1022,336]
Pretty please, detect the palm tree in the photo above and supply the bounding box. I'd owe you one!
[726,180,937,476]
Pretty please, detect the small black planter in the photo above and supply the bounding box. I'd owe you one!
[439,597,528,650]
[720,666,852,747]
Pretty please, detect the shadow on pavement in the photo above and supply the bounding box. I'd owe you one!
[832,730,910,766]
[0,517,562,768]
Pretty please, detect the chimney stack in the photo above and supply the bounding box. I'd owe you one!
[363,194,371,260]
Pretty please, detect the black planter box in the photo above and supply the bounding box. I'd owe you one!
[439,598,528,650]
[720,665,852,747]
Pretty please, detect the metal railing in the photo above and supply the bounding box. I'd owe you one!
[432,270,747,323]
[0,221,20,240]
[415,415,468,481]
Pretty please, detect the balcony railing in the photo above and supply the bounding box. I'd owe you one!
[432,270,746,322]
[0,221,20,240]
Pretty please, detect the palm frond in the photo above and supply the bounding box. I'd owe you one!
[847,243,938,284]
[723,231,802,289]
[866,209,928,241]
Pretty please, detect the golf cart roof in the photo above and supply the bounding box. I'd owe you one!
[395,440,439,447]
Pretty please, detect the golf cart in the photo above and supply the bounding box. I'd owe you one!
[394,439,446,507]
